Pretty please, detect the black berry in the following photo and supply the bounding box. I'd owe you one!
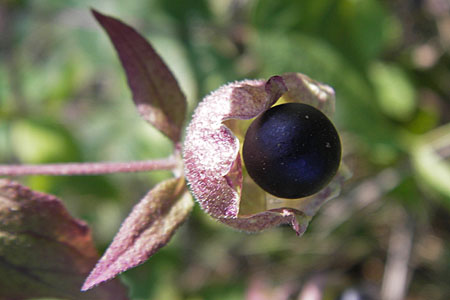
[242,103,341,199]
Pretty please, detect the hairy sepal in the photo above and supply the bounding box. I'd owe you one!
[184,78,286,218]
[184,73,345,234]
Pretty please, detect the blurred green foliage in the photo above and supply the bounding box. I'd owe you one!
[1,0,449,299]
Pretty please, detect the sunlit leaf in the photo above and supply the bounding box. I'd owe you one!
[92,9,187,143]
[369,62,417,121]
[411,123,450,206]
[82,177,194,291]
[0,179,128,300]
[10,118,80,163]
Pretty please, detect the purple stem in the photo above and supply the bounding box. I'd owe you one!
[0,158,178,176]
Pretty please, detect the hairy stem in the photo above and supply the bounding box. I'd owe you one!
[0,158,178,176]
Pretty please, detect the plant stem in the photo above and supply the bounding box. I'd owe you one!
[0,158,178,176]
[380,208,414,300]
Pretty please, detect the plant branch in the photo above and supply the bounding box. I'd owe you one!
[380,208,414,300]
[0,158,178,176]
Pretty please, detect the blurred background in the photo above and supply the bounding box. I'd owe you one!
[1,0,449,299]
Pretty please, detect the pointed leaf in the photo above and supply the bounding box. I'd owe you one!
[82,177,193,291]
[0,179,128,300]
[92,9,187,143]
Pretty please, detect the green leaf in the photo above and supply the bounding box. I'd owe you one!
[0,180,128,300]
[411,123,450,206]
[10,118,80,164]
[369,62,417,122]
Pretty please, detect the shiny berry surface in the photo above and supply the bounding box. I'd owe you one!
[242,103,341,199]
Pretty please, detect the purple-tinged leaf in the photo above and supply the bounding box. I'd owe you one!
[0,179,128,300]
[82,177,193,291]
[92,9,187,143]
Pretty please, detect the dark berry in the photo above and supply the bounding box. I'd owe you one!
[242,103,341,199]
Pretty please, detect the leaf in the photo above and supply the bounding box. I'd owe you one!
[92,9,187,143]
[10,118,80,163]
[369,62,417,121]
[82,177,194,291]
[0,179,128,300]
[411,123,450,206]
